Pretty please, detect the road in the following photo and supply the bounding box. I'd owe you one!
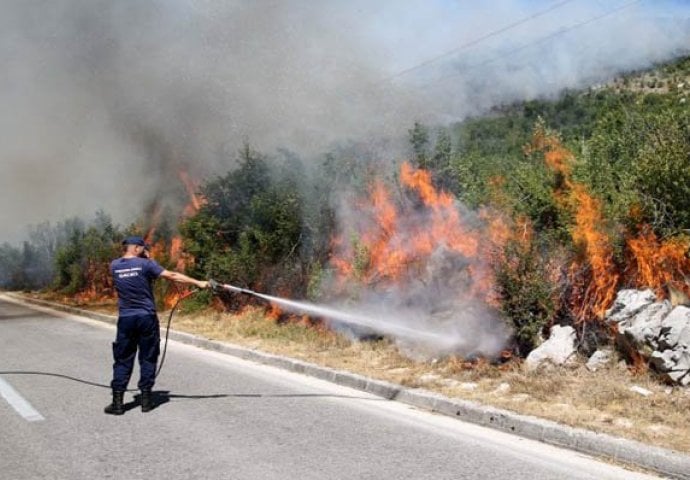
[0,297,662,480]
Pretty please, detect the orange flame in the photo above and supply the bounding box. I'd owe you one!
[626,227,690,298]
[178,169,204,216]
[527,126,619,322]
[570,184,619,320]
[526,125,690,322]
[164,287,184,310]
[400,162,479,259]
[144,169,206,308]
[268,303,283,321]
[331,161,515,305]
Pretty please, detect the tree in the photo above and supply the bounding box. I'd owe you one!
[181,144,306,294]
[431,128,455,192]
[408,122,430,169]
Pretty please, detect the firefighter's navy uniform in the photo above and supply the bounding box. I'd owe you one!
[105,236,164,414]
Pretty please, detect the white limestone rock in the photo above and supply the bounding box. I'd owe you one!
[586,349,612,372]
[525,325,577,371]
[605,289,657,323]
[649,306,690,386]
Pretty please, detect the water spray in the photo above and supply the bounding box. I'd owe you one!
[207,279,457,348]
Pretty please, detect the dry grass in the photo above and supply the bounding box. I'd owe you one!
[170,307,690,453]
[28,292,690,453]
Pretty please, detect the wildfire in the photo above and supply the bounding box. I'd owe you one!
[142,167,206,309]
[331,161,512,305]
[528,124,690,322]
[267,303,283,321]
[400,162,479,259]
[627,226,690,299]
[178,169,204,216]
[569,184,619,320]
[527,126,619,321]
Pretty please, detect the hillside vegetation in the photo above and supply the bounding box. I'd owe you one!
[2,55,689,360]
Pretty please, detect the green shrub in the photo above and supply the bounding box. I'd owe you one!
[495,238,557,357]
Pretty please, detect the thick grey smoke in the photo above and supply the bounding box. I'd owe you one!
[0,0,688,243]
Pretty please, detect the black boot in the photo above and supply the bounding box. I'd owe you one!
[104,390,125,415]
[141,389,154,413]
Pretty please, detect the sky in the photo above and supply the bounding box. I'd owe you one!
[0,0,688,244]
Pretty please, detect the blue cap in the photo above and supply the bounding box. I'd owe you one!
[122,236,147,247]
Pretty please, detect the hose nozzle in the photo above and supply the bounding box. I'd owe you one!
[208,278,255,296]
[208,278,225,295]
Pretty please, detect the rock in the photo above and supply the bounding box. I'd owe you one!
[586,349,612,371]
[605,289,657,323]
[437,379,477,391]
[657,306,690,350]
[649,306,690,386]
[619,301,671,353]
[605,291,690,386]
[419,373,441,383]
[525,325,577,371]
[459,382,478,391]
[629,385,653,397]
[492,382,510,394]
[650,348,690,386]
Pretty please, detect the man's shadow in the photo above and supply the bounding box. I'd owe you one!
[129,390,381,412]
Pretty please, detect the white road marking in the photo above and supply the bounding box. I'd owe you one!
[0,376,45,422]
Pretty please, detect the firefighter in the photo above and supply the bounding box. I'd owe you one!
[104,236,208,415]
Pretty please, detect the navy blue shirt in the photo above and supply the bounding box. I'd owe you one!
[110,257,165,316]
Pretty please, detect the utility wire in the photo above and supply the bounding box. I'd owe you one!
[430,0,641,85]
[381,0,580,83]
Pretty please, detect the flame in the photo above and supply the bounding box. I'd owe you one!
[527,126,619,321]
[626,226,690,298]
[143,168,206,308]
[144,202,163,245]
[178,169,204,216]
[67,167,207,307]
[527,125,690,322]
[331,161,513,305]
[267,303,283,321]
[400,162,479,259]
[569,184,619,320]
[164,287,184,310]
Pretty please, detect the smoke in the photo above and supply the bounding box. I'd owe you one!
[328,276,513,360]
[324,163,514,359]
[1,0,688,243]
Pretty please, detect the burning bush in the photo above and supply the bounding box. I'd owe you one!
[328,160,514,358]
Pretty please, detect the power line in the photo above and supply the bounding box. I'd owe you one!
[430,0,641,85]
[382,0,580,83]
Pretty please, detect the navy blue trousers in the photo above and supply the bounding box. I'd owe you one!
[110,314,160,391]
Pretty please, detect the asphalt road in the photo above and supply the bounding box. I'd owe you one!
[0,297,663,480]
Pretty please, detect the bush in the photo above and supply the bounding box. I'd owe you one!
[495,238,558,357]
[181,144,306,295]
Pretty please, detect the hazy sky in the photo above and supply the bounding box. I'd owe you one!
[0,0,688,243]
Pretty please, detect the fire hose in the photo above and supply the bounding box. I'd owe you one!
[208,278,255,296]
[0,279,251,392]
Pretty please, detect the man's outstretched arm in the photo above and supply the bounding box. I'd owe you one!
[159,270,208,289]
